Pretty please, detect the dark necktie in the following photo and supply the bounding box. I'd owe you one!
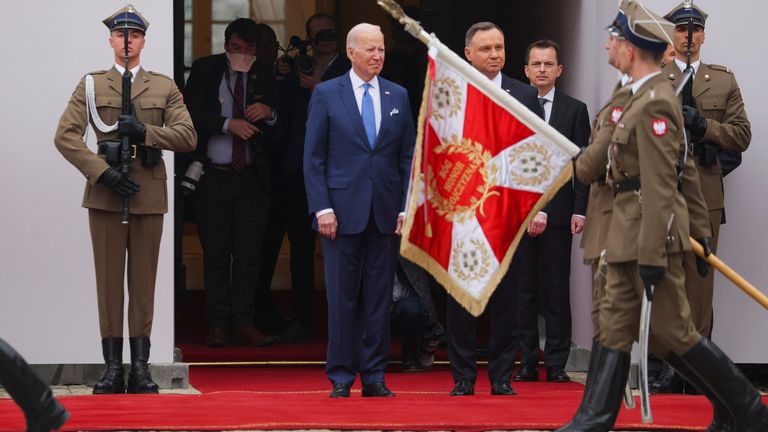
[231,72,247,171]
[361,83,377,148]
[538,97,547,108]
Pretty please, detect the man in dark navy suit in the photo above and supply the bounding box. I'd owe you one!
[513,39,590,384]
[446,21,544,397]
[304,22,415,398]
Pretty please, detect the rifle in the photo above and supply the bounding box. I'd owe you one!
[681,1,695,108]
[120,26,132,224]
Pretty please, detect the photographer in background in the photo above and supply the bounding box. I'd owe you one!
[183,18,278,348]
[254,13,351,341]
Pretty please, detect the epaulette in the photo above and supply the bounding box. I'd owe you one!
[147,70,173,81]
[707,64,732,74]
[88,70,109,75]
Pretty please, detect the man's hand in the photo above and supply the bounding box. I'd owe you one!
[395,214,405,236]
[117,113,146,145]
[571,215,585,234]
[527,213,547,237]
[638,265,665,301]
[298,69,322,91]
[98,167,140,197]
[228,118,261,140]
[695,237,712,278]
[682,105,707,138]
[317,212,337,240]
[245,102,274,123]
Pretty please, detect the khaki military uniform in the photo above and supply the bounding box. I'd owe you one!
[661,61,751,337]
[55,67,196,338]
[599,73,701,356]
[577,84,631,338]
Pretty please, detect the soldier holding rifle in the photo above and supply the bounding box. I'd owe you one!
[54,5,196,394]
[651,1,753,394]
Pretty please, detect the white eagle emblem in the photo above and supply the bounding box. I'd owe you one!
[610,107,623,124]
[652,119,667,136]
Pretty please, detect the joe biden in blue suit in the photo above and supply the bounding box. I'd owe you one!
[304,22,415,398]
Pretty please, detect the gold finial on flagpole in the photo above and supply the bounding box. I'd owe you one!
[377,0,431,44]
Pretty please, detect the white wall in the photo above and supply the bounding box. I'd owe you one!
[565,0,768,362]
[0,1,176,364]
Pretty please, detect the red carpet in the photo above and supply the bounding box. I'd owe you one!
[0,365,748,431]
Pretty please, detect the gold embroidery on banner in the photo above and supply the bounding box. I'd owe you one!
[507,141,552,187]
[451,239,491,282]
[426,134,500,223]
[431,77,462,121]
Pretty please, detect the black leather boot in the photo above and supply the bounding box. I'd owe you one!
[555,345,629,432]
[127,337,159,394]
[679,338,768,432]
[649,362,685,394]
[93,337,125,394]
[0,338,70,432]
[665,351,734,432]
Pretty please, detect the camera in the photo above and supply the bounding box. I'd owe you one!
[279,36,316,75]
[180,160,204,195]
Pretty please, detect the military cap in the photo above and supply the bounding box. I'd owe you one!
[103,4,149,33]
[664,2,708,28]
[609,0,674,53]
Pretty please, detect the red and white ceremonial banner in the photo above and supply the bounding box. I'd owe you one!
[400,46,580,316]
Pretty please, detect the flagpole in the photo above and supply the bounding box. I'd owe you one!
[377,0,580,159]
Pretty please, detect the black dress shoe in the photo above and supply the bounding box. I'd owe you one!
[513,365,539,382]
[362,382,395,397]
[547,367,571,383]
[450,378,475,396]
[491,381,517,395]
[329,383,351,398]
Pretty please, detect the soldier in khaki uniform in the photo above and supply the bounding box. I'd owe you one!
[556,2,767,431]
[54,6,196,394]
[651,2,752,394]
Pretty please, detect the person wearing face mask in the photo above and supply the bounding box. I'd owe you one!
[183,18,279,348]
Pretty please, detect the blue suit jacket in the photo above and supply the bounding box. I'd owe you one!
[304,73,415,235]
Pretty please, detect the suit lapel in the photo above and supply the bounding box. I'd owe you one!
[376,80,392,149]
[549,91,565,128]
[339,76,372,150]
[693,64,710,98]
[131,68,150,101]
[105,67,149,101]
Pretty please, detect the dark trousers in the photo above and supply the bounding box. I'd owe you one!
[323,218,397,386]
[256,170,316,329]
[447,269,517,384]
[513,226,573,369]
[195,166,270,328]
[391,295,428,364]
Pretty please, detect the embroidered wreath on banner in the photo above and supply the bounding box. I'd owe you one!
[431,77,462,121]
[507,141,552,187]
[427,134,500,224]
[451,238,492,282]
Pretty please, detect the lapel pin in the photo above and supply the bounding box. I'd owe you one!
[384,90,390,95]
[390,107,399,116]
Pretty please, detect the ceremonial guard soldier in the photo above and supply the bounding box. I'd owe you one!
[557,2,767,431]
[54,5,196,394]
[651,1,753,394]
